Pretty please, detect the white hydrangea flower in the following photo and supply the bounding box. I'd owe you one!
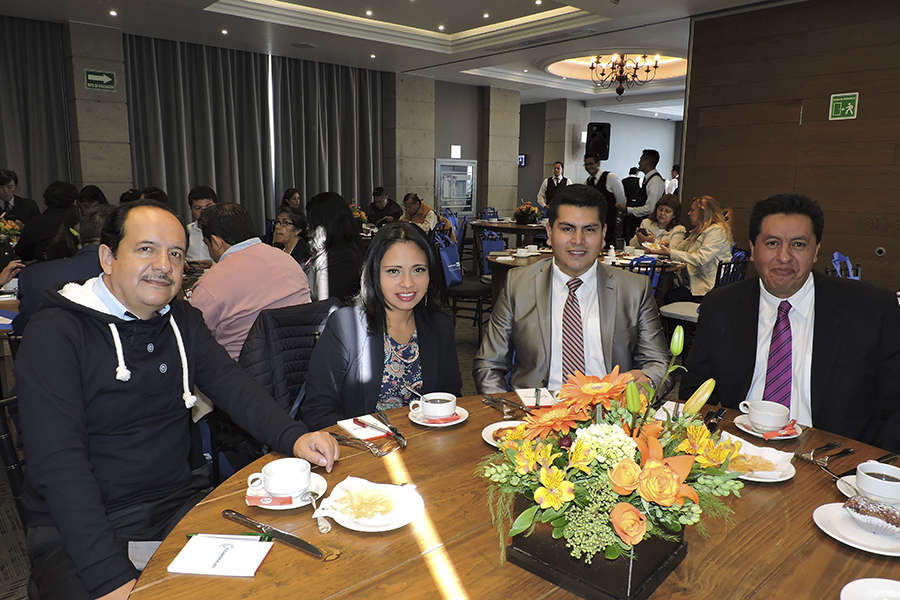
[575,423,638,466]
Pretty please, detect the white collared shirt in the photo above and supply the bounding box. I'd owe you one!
[93,274,171,320]
[631,169,664,218]
[186,221,212,262]
[536,175,569,207]
[745,273,815,426]
[548,260,606,389]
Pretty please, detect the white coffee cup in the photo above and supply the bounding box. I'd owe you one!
[856,461,900,504]
[247,457,311,497]
[410,392,457,419]
[738,400,789,432]
[526,244,538,252]
[515,248,529,257]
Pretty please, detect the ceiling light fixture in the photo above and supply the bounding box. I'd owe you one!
[437,24,445,31]
[109,9,118,16]
[523,69,528,72]
[535,0,542,4]
[590,53,659,97]
[483,13,490,19]
[370,53,376,59]
[220,29,229,35]
[365,9,373,16]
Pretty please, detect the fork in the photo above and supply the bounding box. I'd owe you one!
[817,463,860,495]
[330,432,392,457]
[795,441,840,462]
[815,448,855,467]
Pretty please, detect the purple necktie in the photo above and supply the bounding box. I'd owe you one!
[762,300,792,407]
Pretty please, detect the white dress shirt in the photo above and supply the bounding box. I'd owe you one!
[586,171,627,208]
[186,221,212,262]
[745,273,815,427]
[537,175,569,207]
[631,169,664,218]
[665,177,679,195]
[548,260,606,389]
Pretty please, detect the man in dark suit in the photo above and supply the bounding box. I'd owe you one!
[0,169,40,225]
[680,194,900,451]
[622,167,641,205]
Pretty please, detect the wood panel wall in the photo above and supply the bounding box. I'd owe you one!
[682,0,900,290]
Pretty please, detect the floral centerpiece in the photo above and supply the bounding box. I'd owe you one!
[513,201,540,224]
[0,218,21,244]
[478,327,745,586]
[350,204,367,223]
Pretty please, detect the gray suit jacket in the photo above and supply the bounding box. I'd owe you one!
[474,259,669,394]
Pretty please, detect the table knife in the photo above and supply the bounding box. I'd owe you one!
[222,510,340,561]
[837,452,899,478]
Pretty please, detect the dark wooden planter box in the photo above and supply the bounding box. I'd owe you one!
[506,499,687,600]
[514,214,536,225]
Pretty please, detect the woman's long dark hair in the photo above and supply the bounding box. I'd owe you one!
[358,223,446,334]
[650,194,681,231]
[306,192,357,249]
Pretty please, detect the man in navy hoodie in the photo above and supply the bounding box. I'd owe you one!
[17,200,340,600]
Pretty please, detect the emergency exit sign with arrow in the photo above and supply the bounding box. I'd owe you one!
[84,70,116,91]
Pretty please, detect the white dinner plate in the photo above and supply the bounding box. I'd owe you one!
[408,406,469,428]
[734,414,803,440]
[245,472,327,511]
[641,241,662,251]
[837,475,900,506]
[841,578,900,600]
[481,421,525,448]
[736,461,796,483]
[813,502,900,556]
[329,484,425,532]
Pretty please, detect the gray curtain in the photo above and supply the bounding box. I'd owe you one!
[124,35,272,227]
[0,16,72,202]
[271,56,382,215]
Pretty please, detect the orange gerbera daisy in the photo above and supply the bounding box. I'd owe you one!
[523,405,589,440]
[558,367,634,411]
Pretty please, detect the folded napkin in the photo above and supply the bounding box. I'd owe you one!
[337,414,389,440]
[720,431,794,479]
[763,419,798,440]
[515,388,557,408]
[494,256,515,262]
[425,412,461,424]
[312,476,420,528]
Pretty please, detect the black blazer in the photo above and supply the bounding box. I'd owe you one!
[680,273,900,451]
[301,306,462,429]
[7,195,40,224]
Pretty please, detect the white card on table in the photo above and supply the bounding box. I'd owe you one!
[515,388,556,407]
[337,414,389,440]
[167,534,273,577]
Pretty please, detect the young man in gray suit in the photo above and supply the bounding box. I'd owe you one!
[474,184,669,394]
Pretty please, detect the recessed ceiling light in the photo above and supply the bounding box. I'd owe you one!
[483,13,490,18]
[654,113,659,117]
[523,69,528,73]
[370,54,376,59]
[108,9,118,16]
[365,9,373,16]
[220,29,228,35]
[437,24,445,31]
[535,0,542,4]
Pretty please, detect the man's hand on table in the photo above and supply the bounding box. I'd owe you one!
[624,370,651,387]
[97,578,135,600]
[293,431,340,472]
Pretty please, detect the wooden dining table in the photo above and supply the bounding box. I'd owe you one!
[132,395,899,600]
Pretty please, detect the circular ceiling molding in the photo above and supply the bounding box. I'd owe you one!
[546,53,686,82]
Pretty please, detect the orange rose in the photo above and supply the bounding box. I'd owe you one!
[608,457,641,495]
[610,502,646,546]
[637,459,680,506]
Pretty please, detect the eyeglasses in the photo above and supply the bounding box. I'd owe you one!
[274,220,295,227]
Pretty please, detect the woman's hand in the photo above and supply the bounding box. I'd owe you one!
[0,260,24,287]
[635,230,655,244]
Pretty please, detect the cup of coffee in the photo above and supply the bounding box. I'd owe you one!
[738,400,789,432]
[410,392,457,419]
[515,248,529,257]
[247,457,311,497]
[526,244,538,252]
[856,461,900,504]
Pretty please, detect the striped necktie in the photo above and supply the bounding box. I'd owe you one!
[561,277,585,382]
[762,300,792,407]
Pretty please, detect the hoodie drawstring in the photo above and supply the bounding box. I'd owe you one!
[108,323,132,382]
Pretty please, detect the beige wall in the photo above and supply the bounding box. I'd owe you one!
[477,87,521,216]
[544,99,589,187]
[382,73,435,205]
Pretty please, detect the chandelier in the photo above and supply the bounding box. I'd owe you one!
[589,53,660,97]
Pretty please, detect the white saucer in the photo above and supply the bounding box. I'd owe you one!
[245,472,327,511]
[734,414,803,440]
[841,578,900,600]
[737,461,796,483]
[481,420,525,448]
[837,475,900,506]
[330,485,425,532]
[408,406,469,428]
[813,502,900,556]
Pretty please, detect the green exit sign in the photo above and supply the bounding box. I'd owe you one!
[84,69,116,91]
[829,92,858,121]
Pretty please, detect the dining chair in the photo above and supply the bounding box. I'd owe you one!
[627,255,663,295]
[430,237,492,343]
[481,206,499,220]
[714,255,749,287]
[826,251,861,280]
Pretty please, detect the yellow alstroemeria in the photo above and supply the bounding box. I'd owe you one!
[697,437,742,468]
[500,424,528,451]
[514,440,538,474]
[533,466,575,510]
[674,425,711,456]
[567,439,594,475]
[534,442,562,469]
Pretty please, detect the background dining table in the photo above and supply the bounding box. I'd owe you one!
[131,394,898,600]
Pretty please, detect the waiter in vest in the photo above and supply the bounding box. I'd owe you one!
[583,152,626,249]
[536,161,569,208]
[625,148,665,240]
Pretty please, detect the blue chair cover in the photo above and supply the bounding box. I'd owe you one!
[442,208,459,234]
[628,255,661,293]
[482,206,499,220]
[831,251,860,280]
[481,230,505,275]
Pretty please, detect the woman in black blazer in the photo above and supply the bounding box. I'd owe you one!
[304,192,363,301]
[301,223,462,429]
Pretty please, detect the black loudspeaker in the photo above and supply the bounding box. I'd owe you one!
[586,122,611,160]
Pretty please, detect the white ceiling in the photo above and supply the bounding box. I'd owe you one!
[0,0,796,118]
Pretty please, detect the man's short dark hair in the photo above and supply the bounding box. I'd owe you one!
[553,161,564,169]
[43,181,78,209]
[140,186,169,205]
[79,204,115,244]
[0,169,16,186]
[671,164,680,175]
[641,149,660,167]
[628,167,639,175]
[373,186,385,198]
[188,185,218,206]
[548,184,606,226]
[119,188,141,204]
[79,185,108,206]
[583,153,601,163]
[749,194,824,244]
[101,199,180,255]
[198,202,257,246]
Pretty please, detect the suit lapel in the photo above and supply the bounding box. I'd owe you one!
[534,260,553,372]
[810,274,841,412]
[596,264,616,372]
[734,279,762,398]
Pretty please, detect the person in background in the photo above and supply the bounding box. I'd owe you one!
[0,169,40,226]
[302,223,461,429]
[119,188,141,204]
[681,194,899,452]
[536,161,569,208]
[648,195,733,300]
[631,194,686,249]
[274,205,310,266]
[139,186,168,205]
[583,153,626,249]
[13,204,113,335]
[17,181,78,261]
[191,203,310,359]
[185,185,217,267]
[78,185,108,209]
[281,187,302,212]
[305,192,363,301]
[622,167,641,207]
[666,164,680,196]
[400,193,438,234]
[368,186,403,226]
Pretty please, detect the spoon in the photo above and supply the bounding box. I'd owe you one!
[302,490,332,534]
[404,384,424,399]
